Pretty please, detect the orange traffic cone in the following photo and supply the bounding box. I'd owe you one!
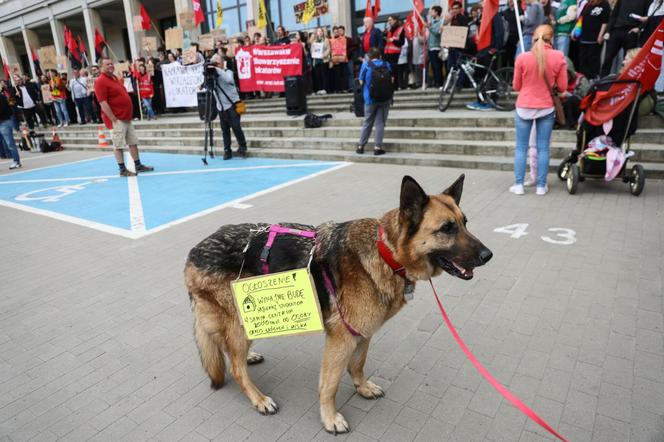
[51,126,63,151]
[97,126,109,148]
[51,126,61,142]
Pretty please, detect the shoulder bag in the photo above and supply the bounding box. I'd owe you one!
[544,73,566,126]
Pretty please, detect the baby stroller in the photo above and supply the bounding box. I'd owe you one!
[557,79,646,196]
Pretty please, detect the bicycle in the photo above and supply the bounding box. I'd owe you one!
[438,50,515,112]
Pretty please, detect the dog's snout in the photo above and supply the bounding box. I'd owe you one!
[479,248,493,265]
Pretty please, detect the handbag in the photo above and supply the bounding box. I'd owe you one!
[216,82,246,115]
[544,73,566,126]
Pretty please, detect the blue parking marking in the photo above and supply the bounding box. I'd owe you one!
[0,153,349,238]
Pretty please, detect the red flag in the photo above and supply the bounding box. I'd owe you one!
[140,4,152,31]
[192,0,205,25]
[94,28,107,57]
[582,20,664,125]
[365,0,373,18]
[477,0,499,51]
[373,0,381,17]
[63,26,70,54]
[67,32,81,63]
[31,48,38,61]
[2,63,9,81]
[405,7,426,39]
[412,0,425,13]
[78,36,87,55]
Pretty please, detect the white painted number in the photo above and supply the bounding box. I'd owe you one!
[541,228,577,246]
[493,223,529,239]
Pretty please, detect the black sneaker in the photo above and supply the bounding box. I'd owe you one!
[374,147,386,156]
[237,149,247,159]
[356,146,365,154]
[120,169,137,177]
[223,150,232,160]
[136,164,154,173]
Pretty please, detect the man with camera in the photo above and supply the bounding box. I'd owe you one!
[208,54,247,160]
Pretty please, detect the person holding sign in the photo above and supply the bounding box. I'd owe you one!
[95,57,154,177]
[309,28,331,95]
[210,54,247,160]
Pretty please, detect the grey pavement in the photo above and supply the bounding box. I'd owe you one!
[0,150,663,441]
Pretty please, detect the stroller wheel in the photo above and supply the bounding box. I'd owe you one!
[629,164,645,196]
[557,160,569,181]
[567,164,579,195]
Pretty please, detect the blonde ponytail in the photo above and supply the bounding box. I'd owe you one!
[531,24,554,78]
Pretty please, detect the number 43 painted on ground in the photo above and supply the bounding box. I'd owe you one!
[493,224,577,245]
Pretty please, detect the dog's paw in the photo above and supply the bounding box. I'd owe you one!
[323,412,350,435]
[247,351,264,365]
[255,396,278,415]
[356,380,385,400]
[210,380,224,390]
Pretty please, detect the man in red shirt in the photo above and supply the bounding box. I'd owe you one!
[95,57,153,177]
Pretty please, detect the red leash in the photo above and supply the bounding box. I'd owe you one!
[429,280,569,442]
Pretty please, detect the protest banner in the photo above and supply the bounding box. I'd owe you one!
[161,61,204,107]
[41,84,53,103]
[293,0,329,24]
[182,46,197,64]
[55,56,68,72]
[179,12,196,30]
[165,27,184,50]
[141,36,158,52]
[198,34,214,51]
[441,26,469,49]
[230,268,325,340]
[38,46,57,71]
[235,43,303,93]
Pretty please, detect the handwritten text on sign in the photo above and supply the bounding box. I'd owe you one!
[231,268,324,340]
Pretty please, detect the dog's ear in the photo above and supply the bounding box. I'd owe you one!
[400,176,429,235]
[442,174,465,206]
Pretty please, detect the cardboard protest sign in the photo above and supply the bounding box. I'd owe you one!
[133,15,144,32]
[198,34,214,51]
[142,36,158,52]
[182,46,197,65]
[38,46,57,71]
[211,28,227,42]
[441,26,469,49]
[55,55,68,72]
[179,12,196,30]
[247,26,262,39]
[41,84,52,103]
[86,77,95,94]
[11,63,22,77]
[115,62,130,73]
[165,27,184,50]
[231,268,325,340]
[146,61,155,76]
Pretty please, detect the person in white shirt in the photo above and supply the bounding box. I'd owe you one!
[68,69,93,124]
[13,76,38,129]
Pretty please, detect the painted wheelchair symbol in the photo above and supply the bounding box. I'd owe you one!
[15,179,109,203]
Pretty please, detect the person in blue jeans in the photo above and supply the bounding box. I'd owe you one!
[356,47,391,156]
[0,92,21,169]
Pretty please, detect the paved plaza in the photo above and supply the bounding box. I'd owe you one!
[0,150,662,441]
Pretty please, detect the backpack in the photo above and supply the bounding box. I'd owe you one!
[304,113,332,128]
[368,61,393,103]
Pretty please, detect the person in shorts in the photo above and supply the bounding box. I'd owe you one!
[94,57,153,177]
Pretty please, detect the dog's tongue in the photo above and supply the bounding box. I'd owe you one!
[452,262,473,278]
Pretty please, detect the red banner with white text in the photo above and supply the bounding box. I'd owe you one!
[235,44,303,92]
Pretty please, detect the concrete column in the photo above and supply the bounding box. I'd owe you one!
[21,27,39,80]
[330,1,352,33]
[50,17,66,56]
[82,6,97,62]
[0,35,20,83]
[122,0,142,60]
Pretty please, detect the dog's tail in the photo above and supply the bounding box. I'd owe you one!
[194,315,226,389]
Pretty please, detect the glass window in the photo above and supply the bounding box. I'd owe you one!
[223,7,240,35]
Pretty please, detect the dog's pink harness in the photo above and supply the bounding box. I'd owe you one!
[260,224,364,338]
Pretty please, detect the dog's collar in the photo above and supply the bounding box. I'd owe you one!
[377,225,408,279]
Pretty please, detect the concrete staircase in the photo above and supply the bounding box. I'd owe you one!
[28,89,664,177]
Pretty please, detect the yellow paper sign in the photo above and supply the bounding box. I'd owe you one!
[231,268,325,340]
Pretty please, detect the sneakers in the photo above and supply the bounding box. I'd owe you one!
[536,185,549,196]
[237,149,247,159]
[373,147,386,156]
[509,184,525,195]
[119,169,136,177]
[466,101,494,111]
[57,123,63,128]
[223,150,232,160]
[135,164,154,173]
[9,162,21,170]
[63,123,69,127]
[356,145,364,154]
[524,177,536,187]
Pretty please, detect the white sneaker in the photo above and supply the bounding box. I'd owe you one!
[509,184,525,195]
[523,177,536,187]
[57,123,63,128]
[536,185,549,196]
[63,123,69,127]
[9,162,21,170]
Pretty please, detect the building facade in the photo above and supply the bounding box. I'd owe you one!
[0,0,484,80]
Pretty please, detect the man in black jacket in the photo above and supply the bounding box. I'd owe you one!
[13,76,40,129]
[601,0,650,76]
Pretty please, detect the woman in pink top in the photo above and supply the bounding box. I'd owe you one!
[511,24,567,195]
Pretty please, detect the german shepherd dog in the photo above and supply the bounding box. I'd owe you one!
[185,175,492,434]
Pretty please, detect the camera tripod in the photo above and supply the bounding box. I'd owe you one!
[202,71,220,165]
